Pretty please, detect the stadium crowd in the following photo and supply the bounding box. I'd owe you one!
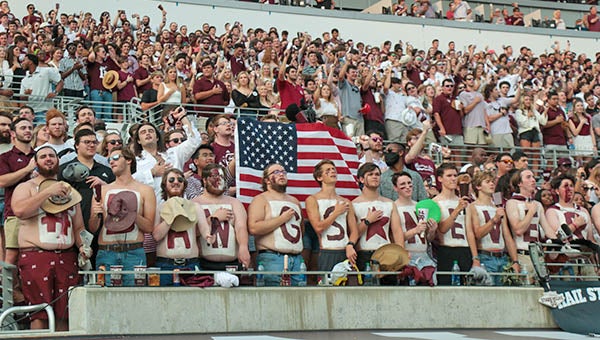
[1,0,600,331]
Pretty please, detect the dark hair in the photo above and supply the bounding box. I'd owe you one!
[511,150,527,162]
[160,168,187,201]
[74,129,96,150]
[192,144,214,160]
[495,152,512,162]
[391,171,412,188]
[25,53,39,66]
[313,159,335,187]
[436,162,457,178]
[133,122,163,157]
[357,162,380,179]
[551,173,575,190]
[75,105,95,120]
[10,117,31,131]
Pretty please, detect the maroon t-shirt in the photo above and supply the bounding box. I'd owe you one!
[433,93,463,135]
[117,70,136,102]
[225,52,246,77]
[0,146,34,217]
[193,77,230,115]
[542,107,567,146]
[406,155,436,182]
[276,78,304,110]
[360,88,384,124]
[87,58,119,91]
[134,66,152,93]
[588,14,600,32]
[406,66,422,87]
[211,141,235,187]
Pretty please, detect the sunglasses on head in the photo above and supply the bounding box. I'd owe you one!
[169,137,186,143]
[168,176,184,183]
[107,139,123,145]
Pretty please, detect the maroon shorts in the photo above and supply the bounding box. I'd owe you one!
[18,249,80,321]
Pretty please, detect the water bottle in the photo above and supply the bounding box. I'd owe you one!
[298,259,307,286]
[363,262,373,286]
[451,260,461,286]
[521,264,532,287]
[256,262,265,287]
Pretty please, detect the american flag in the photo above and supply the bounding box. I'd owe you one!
[235,118,361,210]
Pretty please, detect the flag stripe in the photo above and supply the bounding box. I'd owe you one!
[236,119,361,212]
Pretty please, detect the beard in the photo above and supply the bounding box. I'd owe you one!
[0,130,10,144]
[271,182,287,193]
[38,162,59,178]
[205,184,225,196]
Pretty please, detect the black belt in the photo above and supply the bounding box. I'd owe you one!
[98,242,143,252]
[20,247,75,253]
[157,257,198,266]
[479,250,506,258]
[258,249,301,257]
[517,249,530,256]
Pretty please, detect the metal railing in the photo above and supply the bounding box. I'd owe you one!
[0,261,56,334]
[2,92,586,176]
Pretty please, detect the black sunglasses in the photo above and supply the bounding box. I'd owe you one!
[107,139,123,145]
[169,137,186,144]
[168,176,184,183]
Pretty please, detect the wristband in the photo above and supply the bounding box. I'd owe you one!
[346,241,355,247]
[472,256,480,261]
[512,260,519,265]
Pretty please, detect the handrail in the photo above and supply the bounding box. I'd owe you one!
[0,261,56,333]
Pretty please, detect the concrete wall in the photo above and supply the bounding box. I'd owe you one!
[69,286,556,334]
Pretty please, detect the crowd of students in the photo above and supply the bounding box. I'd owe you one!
[1,0,600,332]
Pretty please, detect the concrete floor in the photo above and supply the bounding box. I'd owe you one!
[31,329,596,340]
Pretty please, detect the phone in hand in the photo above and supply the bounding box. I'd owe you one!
[459,183,469,197]
[158,4,164,11]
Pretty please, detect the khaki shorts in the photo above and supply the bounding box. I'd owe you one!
[464,126,487,145]
[491,133,515,148]
[4,216,19,249]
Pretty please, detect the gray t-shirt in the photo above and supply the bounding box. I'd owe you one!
[379,167,428,202]
[338,79,362,120]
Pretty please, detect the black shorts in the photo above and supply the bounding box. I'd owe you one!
[317,249,347,272]
[519,129,540,143]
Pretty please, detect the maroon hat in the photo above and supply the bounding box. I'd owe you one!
[105,191,138,232]
[557,158,572,167]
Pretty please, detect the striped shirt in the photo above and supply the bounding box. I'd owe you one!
[59,56,87,91]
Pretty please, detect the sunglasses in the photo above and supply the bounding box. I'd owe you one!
[169,137,186,143]
[406,86,416,91]
[107,139,123,145]
[81,140,99,146]
[371,137,383,142]
[458,86,465,90]
[559,163,572,167]
[168,176,184,183]
[109,154,122,161]
[465,77,474,81]
[267,169,287,177]
[500,159,513,164]
[444,84,454,88]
